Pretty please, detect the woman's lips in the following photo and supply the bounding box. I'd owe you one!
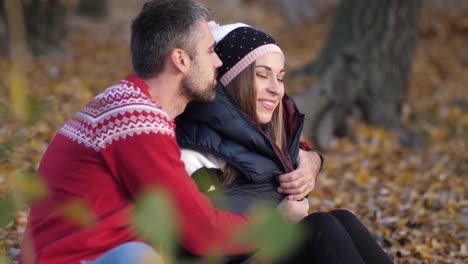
[258,99,276,111]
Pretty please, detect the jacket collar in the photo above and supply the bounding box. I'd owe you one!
[178,83,303,160]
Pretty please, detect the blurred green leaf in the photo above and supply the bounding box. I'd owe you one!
[0,142,13,162]
[0,254,9,264]
[27,96,50,124]
[0,101,7,117]
[11,169,48,205]
[191,167,220,192]
[0,195,15,227]
[132,188,179,257]
[235,202,305,261]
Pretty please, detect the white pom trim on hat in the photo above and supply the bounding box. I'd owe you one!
[211,23,251,43]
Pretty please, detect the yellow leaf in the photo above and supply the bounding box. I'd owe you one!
[396,218,409,227]
[60,199,96,227]
[356,174,369,186]
[380,227,390,237]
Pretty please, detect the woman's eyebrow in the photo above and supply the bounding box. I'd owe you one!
[255,65,285,73]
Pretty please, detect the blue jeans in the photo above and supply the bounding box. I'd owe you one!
[82,242,161,264]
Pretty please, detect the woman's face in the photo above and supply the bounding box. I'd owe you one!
[254,52,285,125]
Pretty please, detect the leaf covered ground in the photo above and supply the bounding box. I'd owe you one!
[0,2,467,263]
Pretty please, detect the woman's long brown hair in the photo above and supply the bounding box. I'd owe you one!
[222,62,286,184]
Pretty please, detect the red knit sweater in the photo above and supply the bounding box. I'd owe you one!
[20,75,251,264]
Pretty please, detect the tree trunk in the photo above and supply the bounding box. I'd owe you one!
[274,0,316,24]
[0,0,7,56]
[1,0,69,57]
[78,0,107,18]
[4,0,29,62]
[293,0,423,149]
[23,0,69,56]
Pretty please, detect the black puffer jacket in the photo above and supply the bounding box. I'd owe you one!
[176,84,305,214]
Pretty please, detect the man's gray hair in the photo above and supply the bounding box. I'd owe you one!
[131,0,211,78]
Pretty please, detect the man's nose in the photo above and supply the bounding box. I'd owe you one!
[214,53,223,68]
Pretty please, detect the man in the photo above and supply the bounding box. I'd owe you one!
[20,1,319,263]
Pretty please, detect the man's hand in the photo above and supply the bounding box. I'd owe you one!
[276,197,309,223]
[277,150,321,200]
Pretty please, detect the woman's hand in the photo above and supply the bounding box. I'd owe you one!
[276,197,309,223]
[277,149,321,200]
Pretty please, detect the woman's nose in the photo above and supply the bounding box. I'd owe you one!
[267,78,281,95]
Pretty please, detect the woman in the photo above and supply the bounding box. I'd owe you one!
[176,22,319,213]
[176,23,393,263]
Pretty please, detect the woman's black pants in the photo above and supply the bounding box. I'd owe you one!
[277,209,394,264]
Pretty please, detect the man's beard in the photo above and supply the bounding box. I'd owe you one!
[180,71,217,102]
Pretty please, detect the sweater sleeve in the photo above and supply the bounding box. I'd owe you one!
[101,132,252,255]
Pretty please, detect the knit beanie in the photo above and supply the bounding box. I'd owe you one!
[210,22,284,86]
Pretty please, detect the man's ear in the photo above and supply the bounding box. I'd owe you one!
[169,48,191,74]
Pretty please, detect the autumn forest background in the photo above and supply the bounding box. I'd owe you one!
[0,0,467,263]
